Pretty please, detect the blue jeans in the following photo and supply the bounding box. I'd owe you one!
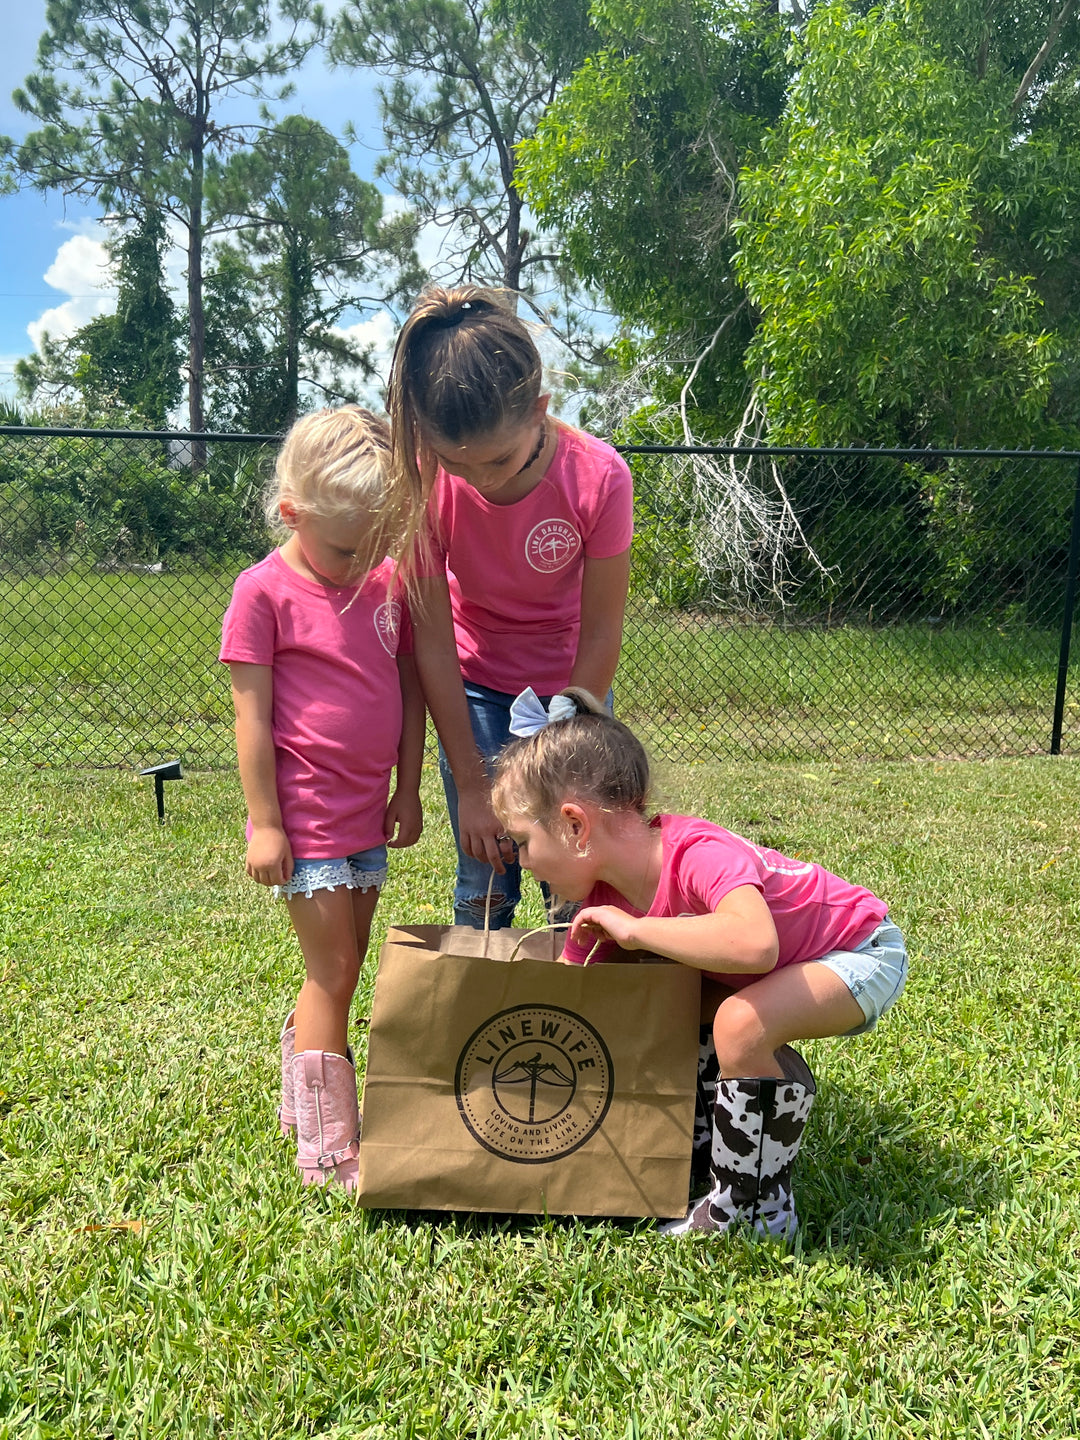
[439,680,613,929]
[439,682,526,929]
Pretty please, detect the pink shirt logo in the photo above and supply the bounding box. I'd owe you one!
[525,519,582,573]
[374,600,401,655]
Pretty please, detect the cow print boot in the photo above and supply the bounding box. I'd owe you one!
[690,1026,720,1195]
[662,1044,816,1238]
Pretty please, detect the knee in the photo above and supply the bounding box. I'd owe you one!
[308,952,362,1005]
[457,889,516,930]
[713,995,769,1073]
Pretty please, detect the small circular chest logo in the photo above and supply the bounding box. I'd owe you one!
[455,1005,614,1163]
[374,600,401,655]
[525,519,582,573]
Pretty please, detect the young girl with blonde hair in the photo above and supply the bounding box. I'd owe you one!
[492,690,908,1238]
[220,406,424,1191]
[387,286,633,929]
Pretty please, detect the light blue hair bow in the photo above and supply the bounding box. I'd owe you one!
[509,687,577,738]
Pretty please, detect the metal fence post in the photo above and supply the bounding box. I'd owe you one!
[1051,459,1080,754]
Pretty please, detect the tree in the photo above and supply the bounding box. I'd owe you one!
[200,245,281,433]
[330,0,593,341]
[15,209,182,425]
[517,0,1080,615]
[518,0,1080,445]
[733,1,1066,448]
[205,115,420,431]
[5,0,323,447]
[514,0,792,426]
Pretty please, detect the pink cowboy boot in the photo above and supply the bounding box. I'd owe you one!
[278,1010,297,1136]
[292,1049,361,1192]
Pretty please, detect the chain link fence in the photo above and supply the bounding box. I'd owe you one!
[3,424,1079,770]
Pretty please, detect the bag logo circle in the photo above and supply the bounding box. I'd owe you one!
[525,519,582,573]
[455,1004,614,1164]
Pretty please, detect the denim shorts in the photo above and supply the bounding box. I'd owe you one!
[813,920,908,1035]
[274,845,388,901]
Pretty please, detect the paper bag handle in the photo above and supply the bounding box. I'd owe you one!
[480,869,568,960]
[480,871,601,965]
[505,923,571,964]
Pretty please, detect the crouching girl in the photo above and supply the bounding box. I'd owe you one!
[491,689,907,1238]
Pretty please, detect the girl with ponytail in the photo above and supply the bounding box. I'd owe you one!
[388,286,633,929]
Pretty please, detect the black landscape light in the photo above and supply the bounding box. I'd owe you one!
[140,759,184,823]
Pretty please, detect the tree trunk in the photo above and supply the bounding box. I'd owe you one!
[285,241,301,428]
[187,147,207,467]
[503,182,525,309]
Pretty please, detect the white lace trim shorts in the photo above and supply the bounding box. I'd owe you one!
[274,845,389,901]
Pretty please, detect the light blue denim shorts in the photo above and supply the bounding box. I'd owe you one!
[813,920,908,1035]
[274,845,388,901]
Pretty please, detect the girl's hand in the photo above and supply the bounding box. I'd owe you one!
[385,788,424,848]
[456,784,507,873]
[570,905,639,953]
[246,825,293,887]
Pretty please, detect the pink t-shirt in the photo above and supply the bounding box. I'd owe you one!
[219,549,412,859]
[562,814,888,985]
[426,425,633,695]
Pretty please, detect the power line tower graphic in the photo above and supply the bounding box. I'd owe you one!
[492,1052,575,1124]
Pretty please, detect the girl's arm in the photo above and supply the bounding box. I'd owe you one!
[410,573,505,871]
[568,549,631,700]
[568,885,780,974]
[385,651,425,848]
[229,661,293,886]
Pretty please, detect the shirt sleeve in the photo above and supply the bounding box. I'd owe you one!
[219,570,276,666]
[582,450,634,559]
[671,833,766,913]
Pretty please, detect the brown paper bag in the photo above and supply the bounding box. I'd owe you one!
[356,924,701,1217]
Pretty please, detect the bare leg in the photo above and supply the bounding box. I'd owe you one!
[288,886,380,1056]
[713,961,865,1078]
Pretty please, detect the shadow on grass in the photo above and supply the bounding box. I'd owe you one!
[795,1081,1005,1273]
[356,1083,1002,1278]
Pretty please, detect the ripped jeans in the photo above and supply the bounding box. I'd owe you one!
[439,681,527,929]
[439,679,613,929]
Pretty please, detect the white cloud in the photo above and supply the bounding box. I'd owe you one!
[24,216,191,357]
[325,308,400,408]
[27,225,116,350]
[0,352,26,402]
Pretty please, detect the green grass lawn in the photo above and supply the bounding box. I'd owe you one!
[3,567,1080,769]
[3,758,1080,1437]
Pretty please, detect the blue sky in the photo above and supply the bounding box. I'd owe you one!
[0,1,390,401]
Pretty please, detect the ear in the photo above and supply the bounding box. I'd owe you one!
[560,800,591,846]
[279,500,299,530]
[535,394,551,421]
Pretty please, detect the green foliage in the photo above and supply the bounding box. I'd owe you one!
[6,0,324,435]
[518,0,1080,451]
[628,456,706,610]
[734,2,1062,448]
[515,0,1080,615]
[516,0,789,420]
[0,434,268,569]
[518,0,787,332]
[205,115,420,432]
[15,211,182,427]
